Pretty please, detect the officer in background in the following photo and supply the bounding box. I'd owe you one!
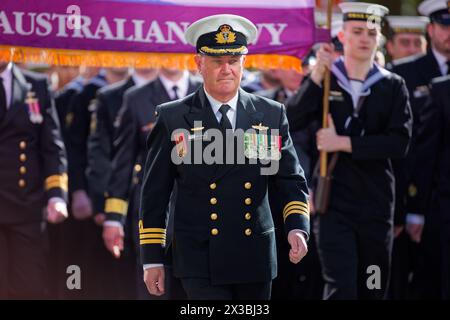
[65,68,129,298]
[83,68,157,299]
[139,14,309,300]
[0,62,68,298]
[385,14,429,299]
[386,16,429,65]
[288,2,412,299]
[392,0,450,299]
[102,68,200,299]
[413,75,450,299]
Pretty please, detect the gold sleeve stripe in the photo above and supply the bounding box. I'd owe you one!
[283,205,308,215]
[45,174,68,192]
[139,234,167,240]
[283,201,308,214]
[284,210,310,222]
[283,208,309,219]
[140,239,166,245]
[139,227,166,234]
[104,198,128,215]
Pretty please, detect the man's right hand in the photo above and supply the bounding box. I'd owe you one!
[310,43,334,86]
[71,190,93,220]
[103,225,124,258]
[144,267,165,296]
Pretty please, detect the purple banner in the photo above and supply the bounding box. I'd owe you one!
[0,0,318,59]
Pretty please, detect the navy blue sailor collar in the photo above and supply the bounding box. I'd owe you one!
[331,57,390,98]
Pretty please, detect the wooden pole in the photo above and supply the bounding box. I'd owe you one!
[319,0,333,177]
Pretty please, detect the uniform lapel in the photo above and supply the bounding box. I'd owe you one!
[184,86,220,132]
[213,89,264,182]
[235,89,264,131]
[183,87,220,182]
[1,65,29,129]
[153,77,172,105]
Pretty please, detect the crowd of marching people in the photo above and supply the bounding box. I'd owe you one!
[1,0,450,300]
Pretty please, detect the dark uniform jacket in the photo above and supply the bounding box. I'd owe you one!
[104,76,200,222]
[66,73,106,193]
[87,77,136,213]
[288,60,412,219]
[414,75,450,224]
[0,65,67,224]
[139,87,310,285]
[392,51,443,219]
[54,76,84,145]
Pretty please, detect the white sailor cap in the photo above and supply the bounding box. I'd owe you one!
[386,16,430,34]
[418,0,450,25]
[339,2,389,25]
[184,14,257,56]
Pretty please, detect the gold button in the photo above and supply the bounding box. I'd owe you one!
[18,179,26,188]
[211,228,219,236]
[19,166,26,175]
[245,228,252,236]
[20,154,27,162]
[244,182,252,190]
[209,183,217,190]
[245,198,252,205]
[134,164,142,172]
[210,213,218,221]
[210,197,217,205]
[19,141,27,150]
[245,213,252,220]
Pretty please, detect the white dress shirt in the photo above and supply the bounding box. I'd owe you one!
[432,47,449,76]
[0,62,13,109]
[159,71,190,100]
[203,87,239,130]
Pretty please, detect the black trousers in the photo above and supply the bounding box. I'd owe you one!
[442,222,450,300]
[0,222,48,299]
[180,278,272,300]
[314,209,393,300]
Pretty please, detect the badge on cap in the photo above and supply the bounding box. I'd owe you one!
[216,25,236,44]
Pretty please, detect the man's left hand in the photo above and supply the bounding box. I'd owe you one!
[287,230,308,264]
[47,199,68,224]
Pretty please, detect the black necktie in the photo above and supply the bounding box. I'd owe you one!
[446,61,450,75]
[0,77,7,121]
[172,85,179,100]
[218,104,232,131]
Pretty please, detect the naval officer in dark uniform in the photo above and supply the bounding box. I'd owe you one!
[413,75,450,299]
[288,2,412,299]
[391,0,450,298]
[0,62,68,299]
[139,14,310,300]
[102,68,200,299]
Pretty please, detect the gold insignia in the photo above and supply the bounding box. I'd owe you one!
[65,112,74,127]
[105,198,128,215]
[215,24,236,44]
[252,123,269,131]
[200,46,246,54]
[190,126,205,132]
[408,184,418,198]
